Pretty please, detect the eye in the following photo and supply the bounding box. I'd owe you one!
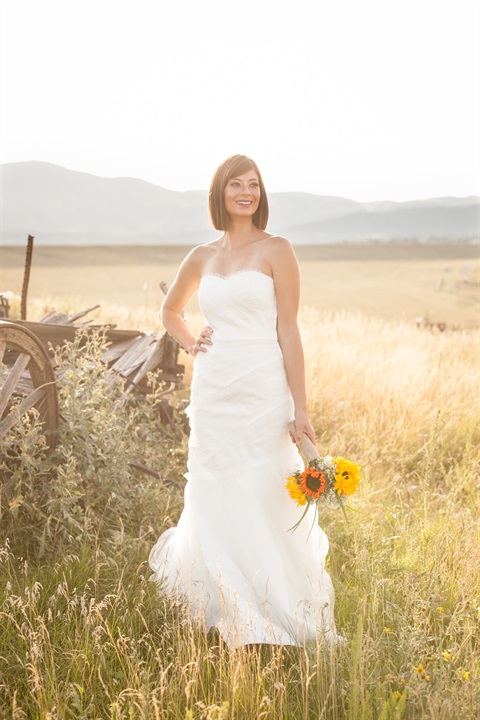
[230,181,240,187]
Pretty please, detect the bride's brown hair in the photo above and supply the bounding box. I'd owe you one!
[209,154,269,231]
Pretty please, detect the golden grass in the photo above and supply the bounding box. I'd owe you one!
[2,242,479,327]
[0,281,479,717]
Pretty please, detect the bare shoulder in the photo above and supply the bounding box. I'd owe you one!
[180,242,219,276]
[264,234,294,251]
[263,235,298,273]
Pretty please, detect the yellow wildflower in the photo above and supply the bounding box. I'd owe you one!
[384,627,392,633]
[286,477,307,506]
[333,457,361,496]
[442,650,451,662]
[413,664,425,674]
[463,671,471,681]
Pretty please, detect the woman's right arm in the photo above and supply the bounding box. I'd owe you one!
[161,248,212,356]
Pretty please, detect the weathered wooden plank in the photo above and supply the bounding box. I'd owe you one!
[11,375,35,395]
[0,321,59,447]
[12,320,142,351]
[0,340,5,364]
[101,337,140,364]
[39,306,100,325]
[0,353,30,417]
[110,335,156,374]
[0,385,45,436]
[41,313,71,325]
[0,324,50,371]
[132,336,166,384]
[67,305,101,323]
[21,235,34,321]
[119,354,156,379]
[16,320,79,345]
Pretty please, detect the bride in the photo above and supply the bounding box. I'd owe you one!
[149,154,337,649]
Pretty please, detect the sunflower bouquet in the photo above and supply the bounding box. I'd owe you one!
[286,422,361,531]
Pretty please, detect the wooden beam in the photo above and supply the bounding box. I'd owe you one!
[0,385,45,436]
[20,235,34,321]
[0,353,30,417]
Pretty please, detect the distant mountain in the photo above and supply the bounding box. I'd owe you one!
[1,161,478,245]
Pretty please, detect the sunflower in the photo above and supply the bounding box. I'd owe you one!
[299,467,327,500]
[333,457,361,496]
[286,477,307,506]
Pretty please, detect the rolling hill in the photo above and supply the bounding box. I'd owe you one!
[1,161,478,245]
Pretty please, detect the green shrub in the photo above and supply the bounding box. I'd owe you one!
[0,329,186,556]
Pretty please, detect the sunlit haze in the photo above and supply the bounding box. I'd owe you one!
[1,0,478,201]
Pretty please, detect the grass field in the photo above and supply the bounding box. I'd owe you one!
[0,241,479,718]
[1,242,479,328]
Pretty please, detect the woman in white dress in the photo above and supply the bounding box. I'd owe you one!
[149,155,336,649]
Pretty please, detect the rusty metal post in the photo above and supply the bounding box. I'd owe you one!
[21,234,34,320]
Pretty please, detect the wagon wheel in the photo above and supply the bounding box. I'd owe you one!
[0,320,59,449]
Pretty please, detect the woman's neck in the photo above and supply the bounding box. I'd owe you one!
[222,219,262,250]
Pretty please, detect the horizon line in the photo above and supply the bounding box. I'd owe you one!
[2,159,479,206]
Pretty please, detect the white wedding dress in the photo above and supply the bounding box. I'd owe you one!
[149,270,336,648]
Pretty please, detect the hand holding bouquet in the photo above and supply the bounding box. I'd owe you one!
[286,422,362,531]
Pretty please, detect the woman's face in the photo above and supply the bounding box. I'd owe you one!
[223,170,261,220]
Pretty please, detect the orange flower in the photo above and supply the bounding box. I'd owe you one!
[299,467,327,499]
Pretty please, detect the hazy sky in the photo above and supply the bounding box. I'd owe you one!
[1,0,479,201]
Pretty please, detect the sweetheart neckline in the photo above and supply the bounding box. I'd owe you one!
[201,269,274,282]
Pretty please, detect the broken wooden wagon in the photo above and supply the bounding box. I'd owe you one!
[0,300,185,450]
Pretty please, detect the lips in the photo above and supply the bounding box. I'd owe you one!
[237,201,253,206]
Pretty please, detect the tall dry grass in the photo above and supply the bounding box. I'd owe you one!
[0,304,479,719]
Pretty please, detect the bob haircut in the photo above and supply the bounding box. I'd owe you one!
[209,154,269,231]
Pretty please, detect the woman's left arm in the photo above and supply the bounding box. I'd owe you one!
[269,237,316,446]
